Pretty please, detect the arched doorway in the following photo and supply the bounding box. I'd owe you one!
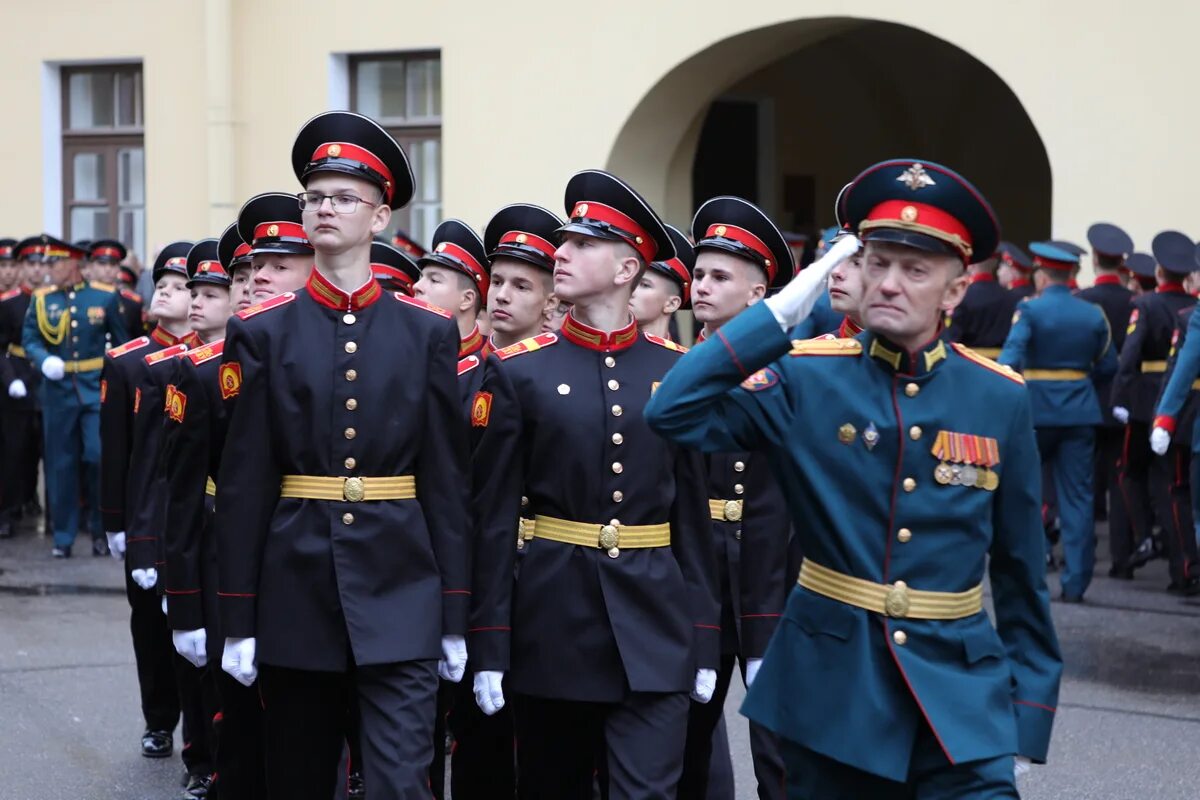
[607,18,1050,255]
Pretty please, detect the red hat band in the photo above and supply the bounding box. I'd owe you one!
[195,260,228,277]
[435,241,489,295]
[569,201,657,263]
[311,142,394,204]
[702,223,776,283]
[232,243,252,263]
[499,230,557,261]
[165,257,188,269]
[662,257,691,304]
[372,264,415,292]
[253,221,309,247]
[860,200,973,261]
[1032,256,1075,272]
[18,245,45,260]
[91,246,123,260]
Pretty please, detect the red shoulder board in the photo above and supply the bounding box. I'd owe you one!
[644,334,688,353]
[457,354,481,376]
[144,343,189,365]
[108,336,151,359]
[392,292,452,319]
[495,332,558,361]
[0,288,20,302]
[187,339,225,365]
[120,288,142,303]
[951,343,1025,385]
[236,291,295,320]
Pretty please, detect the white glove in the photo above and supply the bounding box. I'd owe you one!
[106,531,126,560]
[41,356,65,381]
[7,379,26,398]
[437,635,468,683]
[1112,406,1130,424]
[691,668,718,704]
[161,596,168,616]
[173,629,208,668]
[474,670,506,716]
[1150,426,1171,456]
[222,637,258,687]
[745,658,763,688]
[130,567,158,590]
[1014,756,1031,779]
[764,234,860,329]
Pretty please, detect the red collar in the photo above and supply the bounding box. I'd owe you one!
[560,312,639,352]
[150,326,192,347]
[1093,274,1123,287]
[1010,277,1032,289]
[305,268,383,311]
[969,272,995,285]
[459,325,485,358]
[838,316,863,337]
[696,328,709,344]
[1157,282,1186,294]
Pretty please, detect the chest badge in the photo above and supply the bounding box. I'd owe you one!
[837,423,857,445]
[862,422,880,451]
[932,430,1000,491]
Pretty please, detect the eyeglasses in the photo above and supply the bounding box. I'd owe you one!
[297,192,378,214]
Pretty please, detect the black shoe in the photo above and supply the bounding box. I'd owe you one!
[1108,563,1134,580]
[0,521,12,539]
[348,771,366,799]
[51,546,71,558]
[92,538,109,557]
[182,772,213,799]
[1058,592,1085,604]
[1128,537,1158,569]
[141,729,173,758]
[1167,578,1200,596]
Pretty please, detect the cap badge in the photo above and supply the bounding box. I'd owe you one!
[327,144,342,157]
[900,205,919,223]
[897,163,936,191]
[837,423,857,444]
[515,233,527,244]
[715,225,727,237]
[576,203,589,218]
[436,243,448,253]
[266,224,279,237]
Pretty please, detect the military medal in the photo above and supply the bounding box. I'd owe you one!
[863,422,879,451]
[960,465,979,487]
[932,431,1001,491]
[934,463,954,484]
[949,465,963,486]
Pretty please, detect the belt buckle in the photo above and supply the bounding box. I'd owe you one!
[599,524,620,559]
[884,581,910,618]
[517,518,527,550]
[723,499,743,522]
[343,477,365,503]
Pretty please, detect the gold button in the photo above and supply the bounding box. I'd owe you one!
[905,383,919,398]
[72,336,78,342]
[893,630,907,646]
[345,341,357,354]
[605,356,616,368]
[611,404,622,417]
[897,528,912,543]
[69,306,77,312]
[346,398,358,410]
[607,379,619,391]
[734,461,745,472]
[612,462,623,474]
[68,292,75,299]
[734,483,744,495]
[342,513,354,525]
[612,433,624,445]
[345,427,357,439]
[345,369,357,381]
[521,495,529,508]
[71,320,78,328]
[909,426,922,440]
[734,530,742,541]
[612,490,623,502]
[343,313,356,324]
[903,477,916,492]
[609,518,620,526]
[344,457,356,469]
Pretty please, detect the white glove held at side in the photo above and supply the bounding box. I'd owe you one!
[222,637,257,686]
[7,379,26,398]
[474,670,506,716]
[41,356,65,381]
[1112,406,1130,425]
[1150,426,1171,456]
[745,658,763,688]
[130,567,157,590]
[437,635,468,683]
[106,531,126,560]
[691,668,718,704]
[173,629,208,668]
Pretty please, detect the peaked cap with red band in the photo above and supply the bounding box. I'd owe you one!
[15,234,86,264]
[845,158,999,263]
[392,228,427,259]
[370,241,422,296]
[648,224,696,306]
[218,222,252,273]
[484,203,564,273]
[1126,251,1156,281]
[237,192,313,257]
[1152,230,1197,275]
[186,238,230,288]
[88,239,127,264]
[0,238,15,261]
[421,219,491,303]
[559,169,674,264]
[152,240,195,283]
[997,241,1032,272]
[291,111,415,210]
[1086,223,1133,259]
[1028,241,1079,272]
[692,195,793,287]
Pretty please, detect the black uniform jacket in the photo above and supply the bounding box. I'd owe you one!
[1112,285,1195,422]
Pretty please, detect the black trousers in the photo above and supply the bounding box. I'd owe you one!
[175,654,217,776]
[515,691,689,800]
[1111,421,1155,568]
[1150,444,1199,584]
[212,669,267,800]
[258,660,438,800]
[448,673,516,800]
[125,572,180,733]
[428,680,452,798]
[0,408,40,520]
[680,653,785,800]
[1095,425,1123,519]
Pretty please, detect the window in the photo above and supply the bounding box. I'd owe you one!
[350,53,442,248]
[62,65,145,262]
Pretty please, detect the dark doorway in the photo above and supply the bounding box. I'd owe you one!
[692,100,759,209]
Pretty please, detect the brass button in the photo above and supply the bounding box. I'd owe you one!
[343,313,356,324]
[346,398,358,410]
[607,547,620,559]
[605,356,616,368]
[344,427,357,439]
[905,383,919,398]
[609,518,620,526]
[71,320,78,328]
[612,433,623,445]
[607,379,619,391]
[344,457,356,470]
[68,292,75,299]
[72,336,78,342]
[734,529,742,541]
[903,477,916,492]
[734,461,745,472]
[521,495,529,508]
[893,630,907,646]
[612,490,623,502]
[734,483,744,495]
[345,369,357,381]
[909,426,922,440]
[344,341,357,354]
[342,513,354,525]
[897,528,912,543]
[612,462,623,474]
[69,306,77,312]
[611,404,622,417]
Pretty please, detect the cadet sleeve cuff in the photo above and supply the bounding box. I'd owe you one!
[1013,698,1056,763]
[165,590,205,632]
[694,623,721,670]
[1153,414,1176,435]
[442,589,470,637]
[467,626,510,672]
[218,593,257,639]
[124,536,158,572]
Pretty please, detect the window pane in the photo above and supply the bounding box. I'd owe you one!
[116,71,142,127]
[70,206,110,241]
[118,147,145,205]
[68,72,115,129]
[405,58,441,119]
[409,202,441,249]
[411,138,440,202]
[355,60,408,120]
[72,152,105,201]
[119,209,145,263]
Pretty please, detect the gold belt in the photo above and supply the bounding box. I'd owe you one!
[798,560,983,620]
[279,475,416,502]
[531,514,670,557]
[6,344,26,358]
[1193,380,1200,391]
[1024,369,1087,381]
[708,498,744,522]
[64,356,104,373]
[1142,361,1168,373]
[205,477,217,497]
[971,347,1002,359]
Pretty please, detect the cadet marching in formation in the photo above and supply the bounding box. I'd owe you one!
[1,103,1197,799]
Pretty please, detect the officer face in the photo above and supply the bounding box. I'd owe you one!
[229,266,253,312]
[49,257,83,288]
[249,253,313,303]
[828,251,864,317]
[94,260,119,284]
[488,258,556,340]
[188,284,233,339]
[553,233,640,305]
[301,173,391,254]
[150,273,191,323]
[414,264,476,315]
[860,241,967,347]
[692,251,767,328]
[629,270,681,327]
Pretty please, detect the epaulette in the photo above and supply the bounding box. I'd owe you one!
[0,288,20,302]
[187,339,224,365]
[457,354,481,376]
[495,332,558,361]
[120,288,142,303]
[236,291,295,320]
[33,285,55,297]
[392,292,451,319]
[951,343,1024,385]
[89,280,116,292]
[643,333,688,353]
[788,337,862,357]
[145,343,189,365]
[108,336,151,359]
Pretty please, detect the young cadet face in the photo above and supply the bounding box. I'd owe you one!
[628,269,682,327]
[249,253,313,303]
[188,284,233,339]
[828,250,864,316]
[860,240,967,347]
[488,258,555,340]
[691,250,767,328]
[94,260,119,284]
[229,266,253,312]
[150,273,192,323]
[301,173,391,254]
[553,232,640,305]
[0,261,15,290]
[414,264,477,316]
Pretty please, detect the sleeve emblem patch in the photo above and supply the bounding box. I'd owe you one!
[219,362,242,400]
[471,391,493,428]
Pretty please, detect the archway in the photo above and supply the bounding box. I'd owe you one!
[607,18,1050,255]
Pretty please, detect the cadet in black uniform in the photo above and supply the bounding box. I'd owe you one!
[469,169,719,800]
[414,218,490,368]
[998,241,1035,300]
[1110,231,1197,579]
[1127,252,1158,294]
[0,240,42,538]
[215,111,471,800]
[629,224,693,341]
[944,251,1018,359]
[370,239,422,297]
